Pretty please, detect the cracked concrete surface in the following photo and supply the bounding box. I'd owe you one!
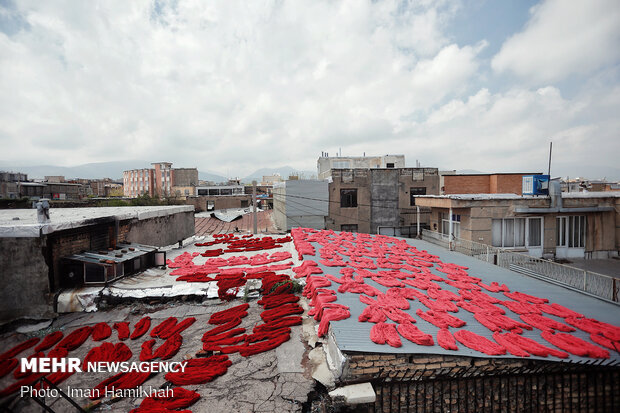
[1,300,316,413]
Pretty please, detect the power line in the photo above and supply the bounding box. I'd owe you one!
[272,193,373,226]
[272,192,429,230]
[271,191,424,211]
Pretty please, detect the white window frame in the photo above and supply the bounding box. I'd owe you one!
[492,217,543,249]
[556,216,585,248]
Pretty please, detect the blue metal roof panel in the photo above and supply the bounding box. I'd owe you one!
[306,236,620,364]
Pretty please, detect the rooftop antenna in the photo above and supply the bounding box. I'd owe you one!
[548,141,553,176]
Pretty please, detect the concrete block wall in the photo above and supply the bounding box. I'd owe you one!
[0,237,51,322]
[124,211,194,247]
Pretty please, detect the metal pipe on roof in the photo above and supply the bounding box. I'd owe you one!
[448,207,453,250]
[514,207,614,214]
[416,206,420,238]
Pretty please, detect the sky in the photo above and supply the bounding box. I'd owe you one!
[0,0,619,179]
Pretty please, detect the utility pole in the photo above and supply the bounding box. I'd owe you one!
[252,180,257,234]
[548,141,553,176]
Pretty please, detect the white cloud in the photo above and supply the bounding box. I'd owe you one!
[492,0,620,83]
[0,0,618,179]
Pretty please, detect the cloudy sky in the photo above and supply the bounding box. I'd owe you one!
[1,0,619,178]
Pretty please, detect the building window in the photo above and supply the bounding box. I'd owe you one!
[333,160,350,169]
[340,189,358,208]
[409,187,427,206]
[341,224,358,233]
[386,163,395,168]
[492,217,542,248]
[240,200,249,208]
[440,212,460,239]
[207,200,215,211]
[557,216,585,248]
[184,189,190,196]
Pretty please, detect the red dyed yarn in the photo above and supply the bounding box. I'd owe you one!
[427,287,460,302]
[416,309,466,328]
[318,307,351,337]
[140,340,157,361]
[397,323,434,346]
[474,312,531,333]
[479,281,509,293]
[201,249,223,257]
[14,352,44,379]
[154,334,183,360]
[492,332,530,357]
[358,305,386,323]
[589,333,620,352]
[536,303,583,319]
[202,319,243,341]
[564,317,620,341]
[519,314,575,332]
[453,330,506,356]
[165,355,231,386]
[216,275,246,301]
[239,333,291,357]
[258,294,300,309]
[261,303,304,323]
[91,372,152,399]
[131,316,152,340]
[209,303,249,325]
[165,317,196,338]
[54,326,92,351]
[0,337,40,359]
[500,300,541,315]
[113,322,130,341]
[0,359,17,378]
[370,323,402,347]
[502,332,568,358]
[383,306,415,324]
[84,342,132,367]
[437,328,458,350]
[151,317,178,338]
[34,331,64,352]
[503,291,548,304]
[252,316,302,333]
[202,328,246,344]
[92,322,112,341]
[541,331,609,359]
[247,327,291,343]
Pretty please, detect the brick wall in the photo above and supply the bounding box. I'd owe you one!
[341,352,619,412]
[443,175,490,194]
[444,174,531,195]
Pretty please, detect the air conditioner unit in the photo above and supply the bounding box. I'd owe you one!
[522,175,550,195]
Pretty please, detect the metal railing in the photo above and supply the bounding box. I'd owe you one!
[420,229,619,303]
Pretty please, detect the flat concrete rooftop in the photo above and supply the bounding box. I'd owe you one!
[0,206,194,237]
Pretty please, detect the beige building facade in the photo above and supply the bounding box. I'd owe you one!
[326,167,439,236]
[415,192,620,259]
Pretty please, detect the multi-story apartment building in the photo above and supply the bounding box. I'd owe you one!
[325,167,440,236]
[123,168,155,198]
[317,154,405,180]
[123,162,197,198]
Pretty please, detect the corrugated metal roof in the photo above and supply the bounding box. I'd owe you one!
[306,235,620,364]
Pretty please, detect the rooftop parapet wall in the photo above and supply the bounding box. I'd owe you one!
[0,206,195,321]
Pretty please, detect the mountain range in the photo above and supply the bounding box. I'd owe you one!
[0,161,316,184]
[2,160,616,183]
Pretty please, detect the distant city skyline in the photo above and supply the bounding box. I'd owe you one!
[1,0,619,179]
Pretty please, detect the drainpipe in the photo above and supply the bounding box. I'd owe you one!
[416,206,420,238]
[448,207,453,250]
